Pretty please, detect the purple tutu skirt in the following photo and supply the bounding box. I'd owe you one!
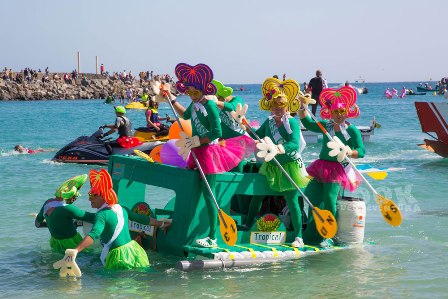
[306,159,361,192]
[187,135,255,174]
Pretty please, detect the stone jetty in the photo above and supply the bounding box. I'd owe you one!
[0,73,177,101]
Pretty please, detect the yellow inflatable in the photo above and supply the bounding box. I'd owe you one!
[125,102,147,110]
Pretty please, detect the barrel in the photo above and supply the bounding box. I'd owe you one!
[336,196,366,244]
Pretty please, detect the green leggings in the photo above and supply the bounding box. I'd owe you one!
[203,174,218,239]
[246,191,303,238]
[303,180,341,245]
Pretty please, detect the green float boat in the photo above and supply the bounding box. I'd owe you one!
[109,155,365,271]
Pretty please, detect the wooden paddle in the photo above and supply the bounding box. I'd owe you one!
[305,109,402,226]
[242,119,338,239]
[166,99,238,246]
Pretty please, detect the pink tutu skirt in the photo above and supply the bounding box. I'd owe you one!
[306,159,361,192]
[187,135,255,174]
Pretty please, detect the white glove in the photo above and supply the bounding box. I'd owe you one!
[151,81,172,103]
[298,91,316,109]
[230,103,248,130]
[327,136,353,162]
[53,249,82,278]
[256,137,285,162]
[175,132,200,160]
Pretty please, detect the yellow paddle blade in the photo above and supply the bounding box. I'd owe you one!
[312,207,338,239]
[367,171,388,180]
[376,194,402,226]
[218,209,238,246]
[133,150,154,163]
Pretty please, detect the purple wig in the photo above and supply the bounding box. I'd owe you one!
[175,63,217,95]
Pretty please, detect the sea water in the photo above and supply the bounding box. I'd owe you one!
[1,82,447,298]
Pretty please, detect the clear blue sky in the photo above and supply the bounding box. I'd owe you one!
[2,0,446,83]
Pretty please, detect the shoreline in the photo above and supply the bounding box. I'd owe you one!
[0,73,176,101]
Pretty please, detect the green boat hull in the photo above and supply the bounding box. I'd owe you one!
[108,155,349,268]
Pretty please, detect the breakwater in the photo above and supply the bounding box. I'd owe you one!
[0,73,175,101]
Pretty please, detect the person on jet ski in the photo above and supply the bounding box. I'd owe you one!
[101,106,143,148]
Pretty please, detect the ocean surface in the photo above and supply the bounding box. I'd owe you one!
[1,82,447,298]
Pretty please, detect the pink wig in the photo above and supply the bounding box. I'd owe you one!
[319,86,359,119]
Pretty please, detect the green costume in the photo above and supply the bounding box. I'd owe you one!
[88,205,151,270]
[301,116,365,245]
[219,96,246,139]
[182,101,222,242]
[248,116,309,239]
[36,199,95,253]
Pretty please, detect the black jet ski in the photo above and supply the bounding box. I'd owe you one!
[52,128,163,164]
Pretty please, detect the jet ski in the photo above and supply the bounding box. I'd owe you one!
[52,128,163,165]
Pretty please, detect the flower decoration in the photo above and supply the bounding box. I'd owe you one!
[132,203,151,217]
[256,213,281,232]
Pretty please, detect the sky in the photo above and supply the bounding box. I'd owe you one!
[2,0,447,83]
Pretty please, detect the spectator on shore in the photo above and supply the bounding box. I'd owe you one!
[100,64,105,75]
[81,76,89,87]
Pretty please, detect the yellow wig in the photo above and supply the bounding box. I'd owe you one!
[259,78,301,112]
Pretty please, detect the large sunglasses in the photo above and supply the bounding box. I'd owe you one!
[271,101,287,108]
[331,108,347,115]
[88,192,100,199]
[185,89,202,97]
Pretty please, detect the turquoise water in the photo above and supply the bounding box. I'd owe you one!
[1,82,448,298]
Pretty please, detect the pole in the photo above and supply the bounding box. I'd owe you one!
[77,52,80,74]
[95,56,98,75]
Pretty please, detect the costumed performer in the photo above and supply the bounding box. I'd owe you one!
[69,169,171,270]
[101,106,143,148]
[298,86,364,246]
[35,174,95,253]
[210,79,256,215]
[247,77,310,248]
[165,63,253,247]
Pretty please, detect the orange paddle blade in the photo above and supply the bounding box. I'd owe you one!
[218,209,238,246]
[134,150,154,163]
[312,207,338,239]
[376,194,402,226]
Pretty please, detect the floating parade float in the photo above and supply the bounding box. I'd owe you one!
[102,77,402,271]
[46,65,403,275]
[108,149,401,271]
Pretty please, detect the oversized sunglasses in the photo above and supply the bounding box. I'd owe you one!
[88,192,100,199]
[185,89,202,97]
[331,108,347,115]
[271,101,287,108]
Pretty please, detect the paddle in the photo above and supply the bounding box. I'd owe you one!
[165,97,237,246]
[357,165,406,181]
[241,118,338,239]
[304,108,402,226]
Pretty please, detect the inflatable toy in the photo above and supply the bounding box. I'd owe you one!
[168,118,192,139]
[149,144,164,163]
[160,139,188,168]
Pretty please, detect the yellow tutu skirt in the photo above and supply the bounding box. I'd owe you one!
[105,240,150,270]
[50,232,83,253]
